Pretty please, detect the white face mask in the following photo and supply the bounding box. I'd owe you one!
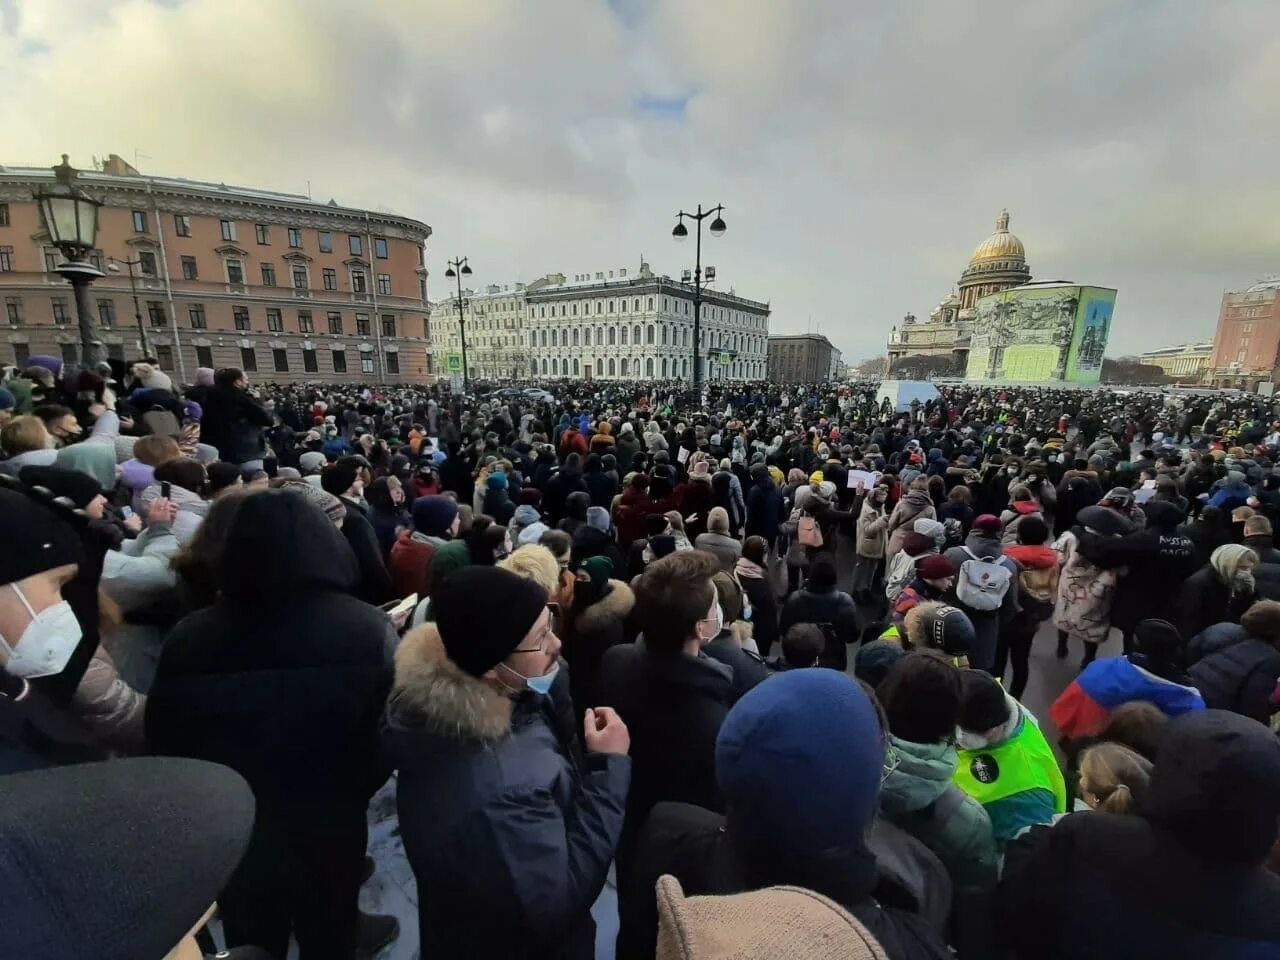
[697,601,724,644]
[0,584,82,679]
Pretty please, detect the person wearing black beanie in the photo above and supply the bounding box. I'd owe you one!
[384,566,632,960]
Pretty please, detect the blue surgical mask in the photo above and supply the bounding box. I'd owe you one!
[524,661,559,695]
[505,659,560,696]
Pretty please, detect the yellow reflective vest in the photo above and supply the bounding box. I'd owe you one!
[954,713,1067,814]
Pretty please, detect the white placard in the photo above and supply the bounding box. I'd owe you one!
[847,469,881,490]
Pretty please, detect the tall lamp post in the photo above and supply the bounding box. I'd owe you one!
[443,256,473,392]
[34,155,105,369]
[672,202,726,396]
[107,256,152,359]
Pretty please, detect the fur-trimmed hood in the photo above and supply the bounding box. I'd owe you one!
[385,623,513,743]
[574,579,635,636]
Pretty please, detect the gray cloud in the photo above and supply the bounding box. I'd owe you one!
[2,0,1277,362]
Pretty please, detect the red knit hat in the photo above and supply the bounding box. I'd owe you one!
[973,514,1003,535]
[917,554,956,581]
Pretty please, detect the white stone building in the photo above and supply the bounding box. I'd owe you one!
[523,263,769,381]
[430,281,533,381]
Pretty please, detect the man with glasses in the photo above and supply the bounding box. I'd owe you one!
[384,566,631,960]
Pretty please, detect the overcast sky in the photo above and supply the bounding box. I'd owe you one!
[3,0,1278,362]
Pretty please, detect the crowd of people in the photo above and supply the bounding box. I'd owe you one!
[3,353,1280,959]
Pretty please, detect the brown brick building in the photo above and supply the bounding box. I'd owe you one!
[1205,276,1280,389]
[767,333,835,383]
[0,154,433,384]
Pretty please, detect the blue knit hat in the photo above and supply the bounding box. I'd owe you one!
[412,495,458,537]
[0,388,15,412]
[486,471,508,491]
[716,670,884,856]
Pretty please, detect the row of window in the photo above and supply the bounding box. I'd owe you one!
[531,356,766,378]
[529,296,763,327]
[1,244,402,299]
[212,346,396,376]
[528,323,764,354]
[135,211,394,261]
[4,296,418,339]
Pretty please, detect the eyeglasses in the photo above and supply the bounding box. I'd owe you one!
[513,604,560,655]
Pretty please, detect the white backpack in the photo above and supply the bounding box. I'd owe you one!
[955,548,1012,611]
[884,551,918,601]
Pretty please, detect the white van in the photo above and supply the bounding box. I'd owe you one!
[876,379,940,414]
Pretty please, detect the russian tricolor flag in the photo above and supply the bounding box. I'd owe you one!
[1050,657,1205,740]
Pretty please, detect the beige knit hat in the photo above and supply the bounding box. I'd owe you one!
[655,875,888,960]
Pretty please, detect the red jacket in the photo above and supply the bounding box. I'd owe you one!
[388,531,436,600]
[560,429,588,458]
[613,486,656,547]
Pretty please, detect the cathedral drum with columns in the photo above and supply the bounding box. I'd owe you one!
[886,210,1032,376]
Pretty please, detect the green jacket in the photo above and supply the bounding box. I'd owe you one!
[880,734,999,893]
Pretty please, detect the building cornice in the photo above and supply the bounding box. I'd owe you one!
[526,276,769,313]
[0,170,431,245]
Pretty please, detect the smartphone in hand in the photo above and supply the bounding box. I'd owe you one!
[160,481,172,499]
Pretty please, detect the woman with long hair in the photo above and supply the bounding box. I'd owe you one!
[1076,742,1152,815]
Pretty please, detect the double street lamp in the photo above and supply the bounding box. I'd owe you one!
[107,256,153,360]
[672,203,726,396]
[443,256,473,392]
[33,155,105,369]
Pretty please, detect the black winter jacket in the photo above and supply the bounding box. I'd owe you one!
[383,625,629,960]
[148,491,395,826]
[1176,567,1256,645]
[199,383,273,464]
[1187,623,1280,723]
[338,497,393,605]
[597,644,735,875]
[779,586,859,670]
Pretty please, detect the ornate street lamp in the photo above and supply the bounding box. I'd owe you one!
[443,257,473,391]
[671,203,726,396]
[33,155,105,368]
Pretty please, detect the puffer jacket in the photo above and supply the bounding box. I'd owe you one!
[1187,623,1280,724]
[99,521,180,694]
[881,735,999,894]
[384,624,630,960]
[886,490,936,561]
[856,496,890,559]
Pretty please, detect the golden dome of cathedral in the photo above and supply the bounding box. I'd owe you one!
[968,209,1025,266]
